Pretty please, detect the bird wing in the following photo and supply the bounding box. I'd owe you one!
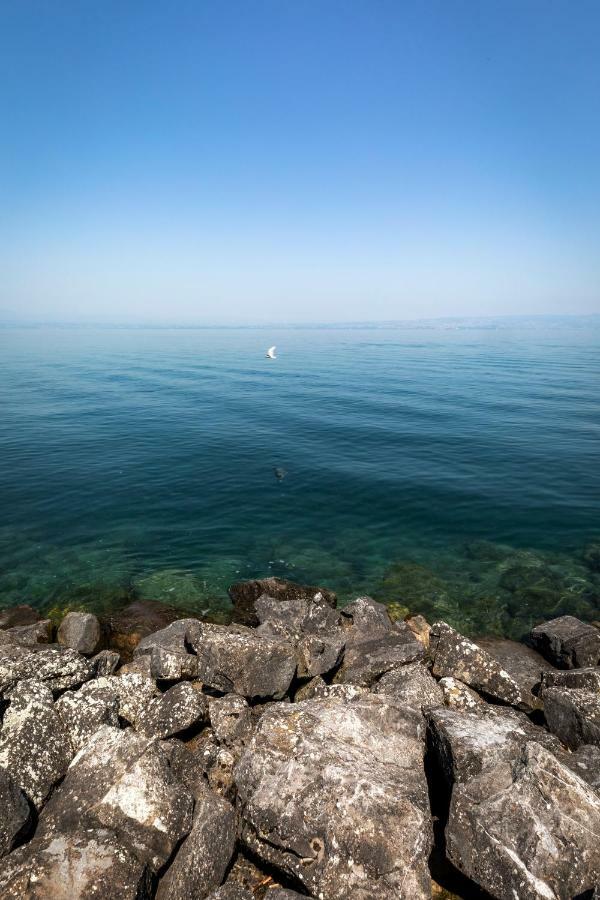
[267,346,276,358]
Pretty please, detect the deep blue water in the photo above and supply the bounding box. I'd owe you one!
[1,320,599,636]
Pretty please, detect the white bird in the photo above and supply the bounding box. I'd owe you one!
[266,346,277,359]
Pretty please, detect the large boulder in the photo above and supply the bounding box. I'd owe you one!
[429,622,522,706]
[39,725,193,871]
[228,577,337,627]
[139,682,209,740]
[0,620,52,647]
[156,783,236,900]
[235,694,432,899]
[530,615,600,669]
[0,769,30,858]
[134,618,202,680]
[0,645,93,695]
[438,676,484,710]
[542,665,600,691]
[476,636,554,710]
[56,680,121,751]
[0,829,152,898]
[446,741,600,899]
[373,660,444,710]
[0,680,72,809]
[57,611,102,655]
[543,686,600,749]
[0,605,41,628]
[193,624,296,699]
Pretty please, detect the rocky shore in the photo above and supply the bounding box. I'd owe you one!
[0,577,599,899]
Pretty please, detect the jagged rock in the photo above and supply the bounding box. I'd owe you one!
[119,653,154,677]
[156,783,236,900]
[208,747,237,800]
[162,738,212,800]
[446,741,600,899]
[295,678,367,702]
[438,677,484,709]
[56,680,120,751]
[112,672,158,726]
[229,576,337,627]
[0,620,52,647]
[333,621,425,687]
[294,675,327,701]
[0,646,93,695]
[90,648,120,676]
[57,611,102,655]
[236,694,432,899]
[193,625,296,699]
[0,829,152,898]
[530,614,600,669]
[340,595,396,638]
[560,743,600,792]
[476,636,553,710]
[209,694,253,746]
[39,725,193,871]
[134,618,202,680]
[0,769,30,858]
[255,593,345,678]
[140,682,208,739]
[405,614,432,647]
[0,679,72,809]
[183,726,220,774]
[0,605,41,628]
[427,704,562,786]
[542,665,600,691]
[373,661,444,709]
[429,622,522,706]
[544,686,600,749]
[105,599,189,661]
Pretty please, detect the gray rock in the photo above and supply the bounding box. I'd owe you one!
[0,828,152,898]
[56,680,120,751]
[206,888,253,900]
[542,665,600,692]
[236,694,432,899]
[90,648,120,676]
[156,783,236,900]
[140,682,209,739]
[39,725,193,872]
[544,686,600,749]
[531,614,600,669]
[112,672,159,726]
[373,661,444,709]
[208,747,238,800]
[0,646,93,695]
[209,694,253,746]
[0,620,52,647]
[559,743,600,792]
[340,595,396,637]
[0,679,72,809]
[134,618,203,680]
[57,611,102,655]
[228,576,337,627]
[446,741,600,899]
[333,623,425,687]
[194,624,296,699]
[0,769,30,858]
[438,676,484,709]
[476,636,554,710]
[429,622,522,706]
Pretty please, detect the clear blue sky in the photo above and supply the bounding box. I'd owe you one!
[1,1,599,323]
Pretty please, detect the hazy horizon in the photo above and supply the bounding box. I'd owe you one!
[2,1,599,322]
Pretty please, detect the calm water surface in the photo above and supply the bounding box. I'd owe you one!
[1,321,599,637]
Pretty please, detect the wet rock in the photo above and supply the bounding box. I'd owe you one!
[427,704,562,786]
[438,677,484,709]
[156,783,236,900]
[105,599,190,661]
[476,636,553,710]
[373,660,444,710]
[57,611,101,655]
[56,680,120,751]
[209,694,253,746]
[542,665,600,691]
[91,648,120,676]
[0,679,72,809]
[0,620,52,647]
[0,646,93,695]
[0,829,152,899]
[134,618,202,680]
[430,622,522,706]
[229,576,337,627]
[39,725,193,871]
[236,694,432,899]
[446,741,600,899]
[140,682,209,739]
[0,605,41,628]
[0,769,30,858]
[194,625,296,699]
[530,614,600,668]
[544,686,600,749]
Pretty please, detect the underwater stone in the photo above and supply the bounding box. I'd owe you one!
[0,620,52,647]
[583,542,600,572]
[105,599,189,661]
[0,605,41,628]
[430,622,522,706]
[235,695,432,899]
[544,686,600,749]
[228,576,337,627]
[530,615,600,669]
[0,769,30,859]
[57,611,101,655]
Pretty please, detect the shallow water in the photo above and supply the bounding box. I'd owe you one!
[1,319,599,637]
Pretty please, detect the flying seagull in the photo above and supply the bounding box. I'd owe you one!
[266,346,277,359]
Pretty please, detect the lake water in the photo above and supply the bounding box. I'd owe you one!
[1,319,599,638]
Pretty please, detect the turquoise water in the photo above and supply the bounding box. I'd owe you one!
[1,319,599,637]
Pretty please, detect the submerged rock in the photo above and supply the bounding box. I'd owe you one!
[105,599,189,661]
[530,614,600,669]
[0,605,41,628]
[57,611,101,655]
[0,620,52,647]
[236,694,432,899]
[228,576,337,627]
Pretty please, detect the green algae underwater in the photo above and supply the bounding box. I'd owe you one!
[1,321,599,639]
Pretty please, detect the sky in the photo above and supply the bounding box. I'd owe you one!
[1,0,599,324]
